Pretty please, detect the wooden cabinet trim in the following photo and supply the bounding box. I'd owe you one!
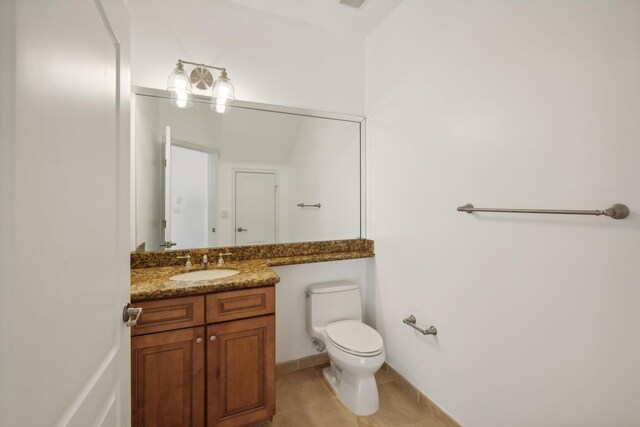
[206,287,275,323]
[132,295,205,336]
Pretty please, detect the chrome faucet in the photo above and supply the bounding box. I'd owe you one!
[217,252,232,266]
[202,254,210,269]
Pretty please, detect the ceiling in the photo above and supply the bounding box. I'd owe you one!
[221,0,403,38]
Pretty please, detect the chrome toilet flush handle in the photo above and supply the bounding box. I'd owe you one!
[403,315,437,336]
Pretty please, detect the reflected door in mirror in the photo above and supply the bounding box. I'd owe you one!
[235,171,276,246]
[170,145,212,249]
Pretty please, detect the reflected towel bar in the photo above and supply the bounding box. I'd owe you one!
[457,203,629,219]
[403,315,437,336]
[297,203,321,208]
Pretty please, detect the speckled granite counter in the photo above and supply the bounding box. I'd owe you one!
[131,249,374,302]
[131,238,373,269]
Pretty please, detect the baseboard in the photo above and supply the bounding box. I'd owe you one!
[383,362,463,427]
[275,353,330,375]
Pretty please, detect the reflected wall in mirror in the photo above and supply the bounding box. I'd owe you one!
[132,87,364,252]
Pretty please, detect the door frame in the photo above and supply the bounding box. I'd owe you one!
[231,168,279,246]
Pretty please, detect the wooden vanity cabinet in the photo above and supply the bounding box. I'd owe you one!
[131,287,275,427]
[132,326,206,427]
[207,315,275,427]
[131,296,206,427]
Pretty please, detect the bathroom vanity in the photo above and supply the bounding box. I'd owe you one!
[131,288,275,427]
[129,239,374,427]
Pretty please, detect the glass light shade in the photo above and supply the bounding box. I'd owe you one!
[211,73,235,114]
[167,67,192,93]
[167,65,193,108]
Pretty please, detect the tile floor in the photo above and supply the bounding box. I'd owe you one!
[257,364,449,427]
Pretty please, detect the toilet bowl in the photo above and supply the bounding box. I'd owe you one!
[306,281,385,416]
[321,320,385,415]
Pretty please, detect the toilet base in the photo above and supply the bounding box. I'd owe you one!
[323,364,379,416]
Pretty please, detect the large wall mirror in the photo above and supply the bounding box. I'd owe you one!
[131,87,364,252]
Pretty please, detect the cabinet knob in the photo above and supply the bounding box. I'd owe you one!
[210,335,217,342]
[195,337,203,344]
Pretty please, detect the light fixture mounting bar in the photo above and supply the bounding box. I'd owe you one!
[178,59,225,72]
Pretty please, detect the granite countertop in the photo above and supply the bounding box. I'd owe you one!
[130,250,373,302]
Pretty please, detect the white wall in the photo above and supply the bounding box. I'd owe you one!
[287,117,361,242]
[366,1,640,426]
[273,259,369,363]
[129,0,364,115]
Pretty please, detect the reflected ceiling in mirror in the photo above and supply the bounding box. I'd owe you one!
[132,87,364,252]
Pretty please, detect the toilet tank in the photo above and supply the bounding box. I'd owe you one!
[306,281,362,336]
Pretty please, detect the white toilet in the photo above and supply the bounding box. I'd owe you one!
[306,281,385,416]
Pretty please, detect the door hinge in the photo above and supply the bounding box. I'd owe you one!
[162,219,167,229]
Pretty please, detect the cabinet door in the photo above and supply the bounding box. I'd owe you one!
[207,315,275,427]
[132,327,206,427]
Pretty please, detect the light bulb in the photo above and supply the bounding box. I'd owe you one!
[174,79,187,90]
[217,85,229,98]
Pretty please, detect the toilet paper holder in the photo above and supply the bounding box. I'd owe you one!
[403,315,437,336]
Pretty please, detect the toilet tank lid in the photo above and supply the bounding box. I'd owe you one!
[307,280,359,294]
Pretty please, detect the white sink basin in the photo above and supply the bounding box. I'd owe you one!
[169,269,239,282]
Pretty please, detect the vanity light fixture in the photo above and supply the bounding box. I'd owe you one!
[167,59,235,113]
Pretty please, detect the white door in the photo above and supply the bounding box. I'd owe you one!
[170,145,209,250]
[235,172,277,246]
[0,0,131,426]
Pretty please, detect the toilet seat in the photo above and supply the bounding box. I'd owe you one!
[326,320,383,357]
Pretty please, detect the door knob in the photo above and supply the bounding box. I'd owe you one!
[210,335,217,342]
[122,303,143,327]
[237,227,247,232]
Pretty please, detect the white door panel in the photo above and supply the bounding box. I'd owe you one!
[235,172,277,246]
[170,145,209,249]
[1,0,131,425]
